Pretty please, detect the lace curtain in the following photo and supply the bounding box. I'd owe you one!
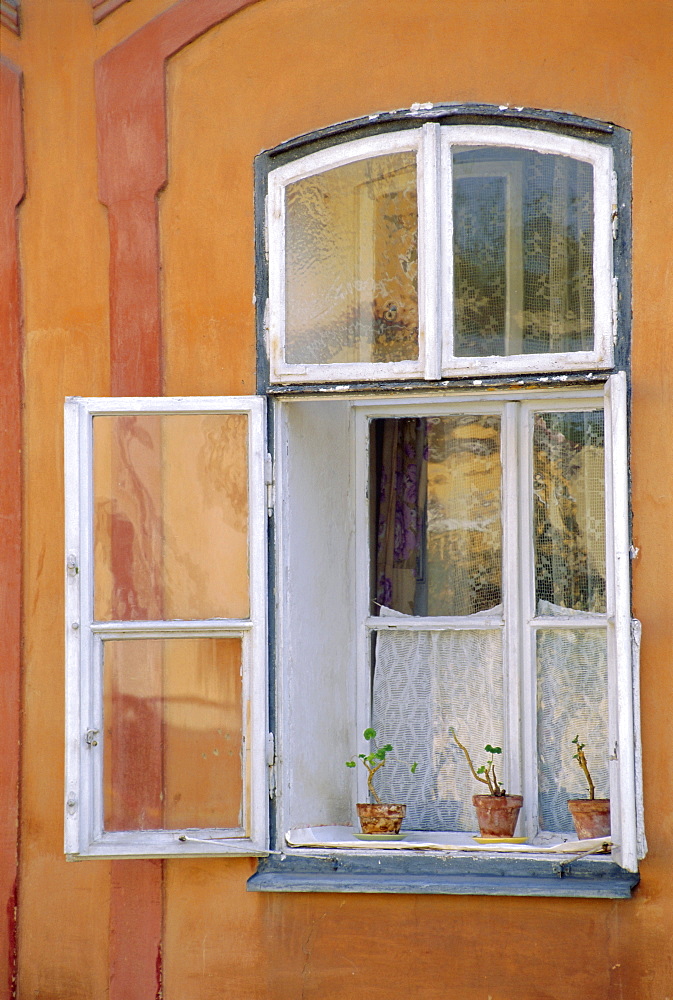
[453,147,594,357]
[372,612,504,832]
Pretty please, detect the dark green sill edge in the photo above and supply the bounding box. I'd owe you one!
[247,853,639,898]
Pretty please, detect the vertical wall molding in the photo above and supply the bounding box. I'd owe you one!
[95,2,261,997]
[0,56,24,1000]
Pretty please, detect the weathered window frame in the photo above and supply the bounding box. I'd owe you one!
[251,106,641,897]
[265,118,615,386]
[64,396,269,859]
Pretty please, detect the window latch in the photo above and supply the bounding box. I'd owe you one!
[67,554,79,577]
[84,729,99,748]
[265,453,275,516]
[267,731,276,799]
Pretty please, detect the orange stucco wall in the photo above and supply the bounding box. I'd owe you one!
[2,0,673,997]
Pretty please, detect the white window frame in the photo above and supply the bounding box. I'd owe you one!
[272,373,641,872]
[266,125,614,384]
[64,395,268,859]
[267,125,440,384]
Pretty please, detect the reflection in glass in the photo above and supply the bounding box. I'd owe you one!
[103,637,243,832]
[536,627,608,831]
[285,152,419,365]
[93,413,249,621]
[453,147,594,357]
[371,415,502,616]
[533,410,605,612]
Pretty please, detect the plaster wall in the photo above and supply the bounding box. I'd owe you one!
[2,0,672,997]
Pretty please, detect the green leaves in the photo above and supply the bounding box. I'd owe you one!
[345,728,419,798]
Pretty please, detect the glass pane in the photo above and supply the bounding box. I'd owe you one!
[453,147,594,357]
[103,637,243,832]
[93,413,249,621]
[285,152,419,365]
[372,627,503,831]
[371,415,502,616]
[536,628,609,832]
[533,410,605,613]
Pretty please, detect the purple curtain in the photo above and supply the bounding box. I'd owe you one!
[375,418,428,614]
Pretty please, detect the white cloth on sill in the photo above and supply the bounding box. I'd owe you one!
[285,825,612,854]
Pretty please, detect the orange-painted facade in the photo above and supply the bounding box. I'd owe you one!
[2,1,673,997]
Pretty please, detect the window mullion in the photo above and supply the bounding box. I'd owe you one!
[501,402,525,823]
[515,401,539,838]
[354,407,373,804]
[418,123,441,380]
[439,128,454,376]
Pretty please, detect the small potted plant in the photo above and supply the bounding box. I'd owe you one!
[450,728,523,838]
[346,728,417,835]
[567,735,611,839]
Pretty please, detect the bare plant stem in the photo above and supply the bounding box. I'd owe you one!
[450,728,494,795]
[575,745,595,800]
[366,763,385,804]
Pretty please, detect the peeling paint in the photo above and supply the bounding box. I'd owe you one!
[6,881,17,1000]
[155,942,163,1000]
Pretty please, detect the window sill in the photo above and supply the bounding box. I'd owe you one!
[248,852,638,898]
[246,827,639,898]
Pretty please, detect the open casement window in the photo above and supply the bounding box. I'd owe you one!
[266,124,615,384]
[271,373,642,877]
[64,396,268,858]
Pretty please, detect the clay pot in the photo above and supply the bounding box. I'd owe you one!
[356,803,406,835]
[567,798,610,839]
[472,794,523,837]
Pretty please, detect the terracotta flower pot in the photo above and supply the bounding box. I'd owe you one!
[567,798,610,839]
[356,803,406,835]
[472,794,523,837]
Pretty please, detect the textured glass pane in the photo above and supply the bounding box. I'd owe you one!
[533,410,605,612]
[94,414,249,621]
[372,625,503,831]
[372,415,501,616]
[536,628,609,832]
[285,152,418,365]
[453,147,594,357]
[103,637,243,832]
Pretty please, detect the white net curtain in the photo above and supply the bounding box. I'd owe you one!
[453,147,594,358]
[372,613,504,832]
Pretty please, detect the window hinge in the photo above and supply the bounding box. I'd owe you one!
[265,453,275,516]
[611,169,619,240]
[612,276,619,343]
[67,553,79,577]
[267,731,276,799]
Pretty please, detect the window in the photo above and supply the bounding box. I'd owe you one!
[254,109,641,895]
[65,107,641,893]
[64,397,268,858]
[265,122,615,384]
[269,379,638,870]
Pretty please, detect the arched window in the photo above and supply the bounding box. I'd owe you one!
[65,107,642,896]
